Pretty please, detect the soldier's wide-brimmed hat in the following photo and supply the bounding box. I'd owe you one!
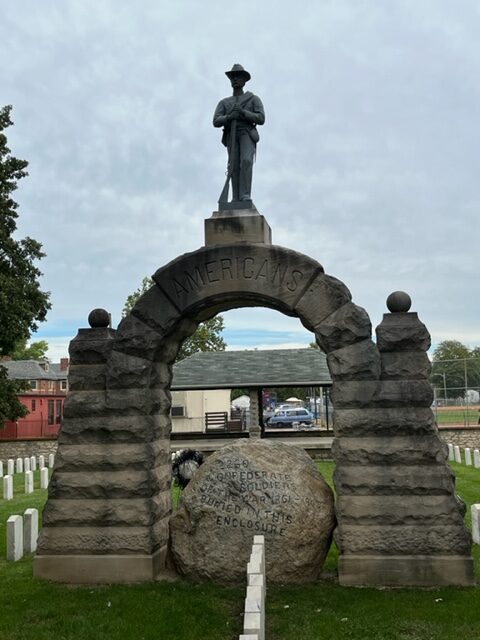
[225,64,251,81]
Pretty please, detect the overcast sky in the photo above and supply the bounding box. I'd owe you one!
[2,1,479,361]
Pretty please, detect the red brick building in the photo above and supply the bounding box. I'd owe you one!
[1,358,69,440]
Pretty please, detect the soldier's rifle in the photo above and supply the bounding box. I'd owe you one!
[218,112,238,205]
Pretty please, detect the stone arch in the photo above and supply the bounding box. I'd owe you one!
[34,242,473,587]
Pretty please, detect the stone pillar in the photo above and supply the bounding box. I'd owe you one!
[334,292,474,587]
[35,308,172,584]
[248,390,261,438]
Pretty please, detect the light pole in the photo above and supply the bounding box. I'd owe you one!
[432,373,447,406]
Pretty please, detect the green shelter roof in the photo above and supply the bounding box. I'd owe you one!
[171,348,331,390]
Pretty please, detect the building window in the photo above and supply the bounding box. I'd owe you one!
[48,400,54,425]
[61,379,67,391]
[56,400,63,424]
[30,380,37,390]
[171,406,185,417]
[32,399,36,411]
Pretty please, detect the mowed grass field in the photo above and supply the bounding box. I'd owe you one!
[0,462,479,640]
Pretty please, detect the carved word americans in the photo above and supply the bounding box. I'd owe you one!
[171,256,305,297]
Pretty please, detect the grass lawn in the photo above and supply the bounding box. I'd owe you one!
[0,462,479,639]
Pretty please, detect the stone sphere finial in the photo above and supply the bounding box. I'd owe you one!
[386,291,412,313]
[88,308,110,328]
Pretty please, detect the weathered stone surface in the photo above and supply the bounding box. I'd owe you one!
[327,339,380,381]
[336,495,467,526]
[335,524,472,555]
[380,351,432,380]
[48,464,171,499]
[63,390,108,420]
[154,244,323,317]
[105,388,171,415]
[43,493,171,527]
[54,442,170,471]
[294,273,351,331]
[333,407,437,437]
[376,312,431,352]
[69,328,116,365]
[169,440,335,585]
[68,364,105,392]
[105,351,152,390]
[314,303,371,353]
[205,211,272,245]
[332,435,448,466]
[334,464,455,495]
[59,414,171,444]
[331,380,433,409]
[37,525,156,555]
[338,555,475,587]
[114,315,165,360]
[130,284,181,334]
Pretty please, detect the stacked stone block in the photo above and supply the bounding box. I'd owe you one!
[331,293,473,586]
[35,306,177,583]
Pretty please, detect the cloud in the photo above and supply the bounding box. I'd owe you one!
[2,0,479,356]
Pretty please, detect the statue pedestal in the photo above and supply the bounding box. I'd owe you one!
[205,207,272,246]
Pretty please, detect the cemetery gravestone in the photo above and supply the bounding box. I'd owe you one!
[3,475,13,500]
[170,440,335,584]
[24,508,39,554]
[7,515,23,561]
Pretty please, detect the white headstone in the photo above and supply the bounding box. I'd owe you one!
[6,515,23,561]
[471,504,480,545]
[239,636,259,640]
[40,467,49,489]
[48,453,55,468]
[454,445,462,463]
[474,449,480,469]
[16,458,23,474]
[3,475,13,500]
[23,508,39,554]
[30,456,37,471]
[39,455,45,469]
[7,459,14,475]
[244,613,262,640]
[465,448,472,466]
[447,443,454,461]
[0,460,3,477]
[23,457,31,473]
[25,470,34,494]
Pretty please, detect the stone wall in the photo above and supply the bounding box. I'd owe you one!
[439,427,480,449]
[0,439,58,466]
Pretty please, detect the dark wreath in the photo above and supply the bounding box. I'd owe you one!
[172,448,204,488]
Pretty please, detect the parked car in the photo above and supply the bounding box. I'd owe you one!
[267,408,314,428]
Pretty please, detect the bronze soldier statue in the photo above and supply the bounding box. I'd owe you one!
[213,64,265,208]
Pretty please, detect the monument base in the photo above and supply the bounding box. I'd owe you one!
[34,546,168,584]
[205,207,272,245]
[338,554,475,587]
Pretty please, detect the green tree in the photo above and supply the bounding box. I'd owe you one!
[0,105,51,424]
[123,276,226,361]
[431,340,480,398]
[11,338,49,360]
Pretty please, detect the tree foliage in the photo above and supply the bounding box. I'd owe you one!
[11,338,49,361]
[123,276,226,361]
[0,105,51,424]
[431,340,480,398]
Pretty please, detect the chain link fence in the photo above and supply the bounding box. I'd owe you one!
[431,357,480,427]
